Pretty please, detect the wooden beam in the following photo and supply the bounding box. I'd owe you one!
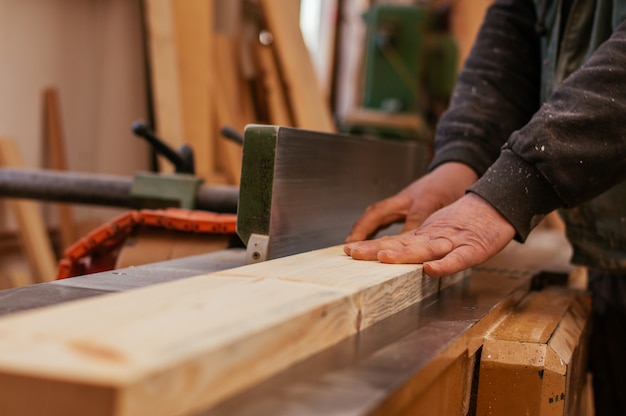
[171,0,215,182]
[213,33,244,185]
[143,0,185,172]
[0,139,57,283]
[260,0,336,132]
[253,41,293,126]
[43,87,76,251]
[0,245,463,415]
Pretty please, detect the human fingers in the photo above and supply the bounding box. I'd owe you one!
[382,194,516,274]
[344,236,410,260]
[345,195,411,243]
[377,236,454,264]
[423,245,486,278]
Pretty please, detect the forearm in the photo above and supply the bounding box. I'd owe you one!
[472,19,626,240]
[429,0,541,175]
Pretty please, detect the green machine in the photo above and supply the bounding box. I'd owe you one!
[345,4,458,142]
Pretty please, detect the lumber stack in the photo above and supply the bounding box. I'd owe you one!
[143,0,335,185]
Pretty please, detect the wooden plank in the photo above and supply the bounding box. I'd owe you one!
[171,0,215,182]
[0,139,57,283]
[143,0,184,172]
[213,33,244,185]
[211,0,245,185]
[477,288,591,416]
[253,41,293,126]
[213,246,466,328]
[0,245,459,415]
[43,87,76,250]
[260,0,336,132]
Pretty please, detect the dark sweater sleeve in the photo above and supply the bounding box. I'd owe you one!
[429,0,542,175]
[471,19,626,240]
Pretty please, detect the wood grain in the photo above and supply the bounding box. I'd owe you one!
[0,245,455,415]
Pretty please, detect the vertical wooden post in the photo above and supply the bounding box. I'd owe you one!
[43,88,76,250]
[143,0,185,173]
[260,0,336,132]
[0,139,57,283]
[172,0,216,182]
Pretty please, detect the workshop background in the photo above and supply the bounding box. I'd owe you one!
[0,2,598,415]
[0,0,490,286]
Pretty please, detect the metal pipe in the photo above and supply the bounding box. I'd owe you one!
[0,168,239,213]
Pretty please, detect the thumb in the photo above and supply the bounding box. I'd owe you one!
[423,248,474,278]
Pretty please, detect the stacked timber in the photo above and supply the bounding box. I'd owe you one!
[143,0,336,185]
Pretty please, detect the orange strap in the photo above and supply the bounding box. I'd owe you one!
[56,208,237,280]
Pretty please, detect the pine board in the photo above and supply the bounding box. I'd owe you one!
[0,245,459,415]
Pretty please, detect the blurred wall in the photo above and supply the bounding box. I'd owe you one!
[0,0,149,228]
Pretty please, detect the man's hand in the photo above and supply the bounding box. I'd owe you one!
[345,162,478,242]
[344,193,516,277]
